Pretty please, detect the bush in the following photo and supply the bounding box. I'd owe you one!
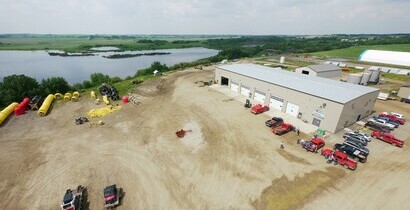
[135,62,169,77]
[0,74,40,107]
[82,80,92,88]
[90,73,111,86]
[110,76,122,83]
[41,77,70,95]
[72,83,84,91]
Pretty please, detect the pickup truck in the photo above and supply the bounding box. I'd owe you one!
[368,118,396,130]
[334,143,368,163]
[379,113,405,125]
[272,123,293,135]
[301,137,325,153]
[365,121,391,132]
[251,104,269,114]
[321,148,357,170]
[265,117,283,127]
[371,131,404,147]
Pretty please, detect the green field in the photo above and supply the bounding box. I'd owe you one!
[309,44,410,60]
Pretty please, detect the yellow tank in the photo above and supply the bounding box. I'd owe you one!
[102,95,110,105]
[90,91,96,99]
[71,95,79,102]
[38,94,55,117]
[64,93,72,101]
[54,93,63,100]
[73,91,80,98]
[0,102,18,125]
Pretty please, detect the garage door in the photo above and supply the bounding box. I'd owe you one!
[230,81,239,93]
[240,84,250,97]
[285,102,300,117]
[254,89,266,103]
[269,95,284,111]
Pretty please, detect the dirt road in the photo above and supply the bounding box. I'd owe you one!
[0,67,409,210]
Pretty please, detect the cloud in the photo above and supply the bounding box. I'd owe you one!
[0,0,408,34]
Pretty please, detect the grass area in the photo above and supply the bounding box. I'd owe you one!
[0,36,210,52]
[309,44,410,60]
[380,72,410,82]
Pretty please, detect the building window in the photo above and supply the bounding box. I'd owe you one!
[302,70,310,75]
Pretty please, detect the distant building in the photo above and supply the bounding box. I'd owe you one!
[359,50,410,67]
[398,82,410,99]
[215,64,379,133]
[295,64,341,78]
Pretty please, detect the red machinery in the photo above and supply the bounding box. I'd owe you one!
[251,104,269,114]
[14,97,30,116]
[272,123,293,135]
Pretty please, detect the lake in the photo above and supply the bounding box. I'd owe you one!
[0,47,218,84]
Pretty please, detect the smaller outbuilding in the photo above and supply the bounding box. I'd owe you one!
[398,82,410,99]
[295,64,341,78]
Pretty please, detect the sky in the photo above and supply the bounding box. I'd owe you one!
[0,0,409,35]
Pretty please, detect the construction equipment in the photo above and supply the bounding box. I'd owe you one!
[75,117,89,125]
[104,185,121,209]
[90,91,97,99]
[87,105,122,119]
[14,98,30,116]
[60,185,85,210]
[29,95,43,110]
[128,94,140,106]
[176,129,192,138]
[64,93,72,101]
[54,93,63,100]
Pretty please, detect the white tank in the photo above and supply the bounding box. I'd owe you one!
[369,68,381,83]
[280,56,285,64]
[360,72,371,85]
[347,74,363,84]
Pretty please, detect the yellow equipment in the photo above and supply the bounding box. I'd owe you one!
[64,93,72,101]
[0,102,18,125]
[90,91,96,99]
[38,94,54,117]
[71,95,79,102]
[73,91,80,98]
[54,93,63,100]
[102,95,110,105]
[87,105,121,118]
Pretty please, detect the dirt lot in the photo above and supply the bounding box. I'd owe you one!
[0,67,409,210]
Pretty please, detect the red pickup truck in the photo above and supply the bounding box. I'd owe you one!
[371,131,404,147]
[272,123,293,135]
[251,104,269,114]
[302,138,325,153]
[321,148,357,170]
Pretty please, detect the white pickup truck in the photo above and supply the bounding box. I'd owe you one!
[368,118,396,130]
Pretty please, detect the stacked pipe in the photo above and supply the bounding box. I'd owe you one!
[102,95,110,105]
[14,98,30,116]
[0,102,18,125]
[71,91,80,102]
[38,94,54,117]
[54,93,63,100]
[64,93,72,101]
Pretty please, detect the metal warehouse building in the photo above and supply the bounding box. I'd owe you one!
[215,64,380,133]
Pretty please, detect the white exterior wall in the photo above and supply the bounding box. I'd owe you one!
[295,67,318,76]
[295,67,341,78]
[215,68,347,133]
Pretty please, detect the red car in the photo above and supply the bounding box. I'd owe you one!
[371,131,404,147]
[251,104,269,114]
[321,148,357,170]
[302,137,325,153]
[379,113,405,125]
[272,123,293,135]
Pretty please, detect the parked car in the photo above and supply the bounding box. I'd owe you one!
[345,131,371,142]
[368,118,396,130]
[371,131,404,147]
[379,113,406,125]
[400,98,410,103]
[251,104,269,114]
[373,116,399,128]
[334,143,368,163]
[343,133,368,146]
[342,140,370,156]
[390,112,405,120]
[365,121,392,132]
[272,123,294,135]
[321,148,358,170]
[265,117,283,127]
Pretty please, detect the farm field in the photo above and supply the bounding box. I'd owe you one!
[0,67,409,210]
